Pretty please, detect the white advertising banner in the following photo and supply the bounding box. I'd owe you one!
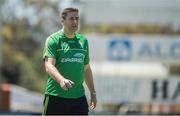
[89,76,180,104]
[87,34,180,63]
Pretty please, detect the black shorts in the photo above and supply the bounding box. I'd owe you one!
[42,95,89,115]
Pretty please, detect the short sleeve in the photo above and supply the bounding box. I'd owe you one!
[84,39,90,65]
[43,36,57,61]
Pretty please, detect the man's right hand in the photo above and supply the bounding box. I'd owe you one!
[60,78,74,91]
[45,57,74,91]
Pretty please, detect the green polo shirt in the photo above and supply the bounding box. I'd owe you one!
[43,30,89,98]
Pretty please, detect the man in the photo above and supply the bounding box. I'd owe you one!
[42,8,97,115]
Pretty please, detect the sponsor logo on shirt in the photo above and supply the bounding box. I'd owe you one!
[61,53,84,63]
[61,58,83,63]
[74,53,84,58]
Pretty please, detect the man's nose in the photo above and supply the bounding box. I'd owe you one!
[72,18,78,24]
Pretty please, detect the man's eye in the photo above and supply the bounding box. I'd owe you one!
[69,17,79,21]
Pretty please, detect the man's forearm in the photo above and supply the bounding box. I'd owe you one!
[84,65,96,94]
[45,63,64,84]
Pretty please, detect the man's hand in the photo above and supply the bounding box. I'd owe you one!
[59,78,74,91]
[45,57,74,91]
[89,92,97,109]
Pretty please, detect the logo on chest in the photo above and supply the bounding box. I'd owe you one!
[61,42,70,52]
[78,41,83,48]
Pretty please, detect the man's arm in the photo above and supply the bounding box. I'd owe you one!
[84,64,97,109]
[45,57,74,90]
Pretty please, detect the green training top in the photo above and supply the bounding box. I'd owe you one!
[43,30,89,98]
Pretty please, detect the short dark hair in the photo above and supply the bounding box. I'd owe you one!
[61,8,79,19]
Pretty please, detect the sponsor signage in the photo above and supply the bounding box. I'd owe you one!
[87,77,180,104]
[108,37,180,62]
[87,35,180,63]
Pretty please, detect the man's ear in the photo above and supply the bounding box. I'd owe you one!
[61,18,64,25]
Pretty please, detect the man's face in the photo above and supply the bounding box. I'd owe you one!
[62,11,79,33]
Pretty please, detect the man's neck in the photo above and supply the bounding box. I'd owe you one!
[62,28,75,39]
